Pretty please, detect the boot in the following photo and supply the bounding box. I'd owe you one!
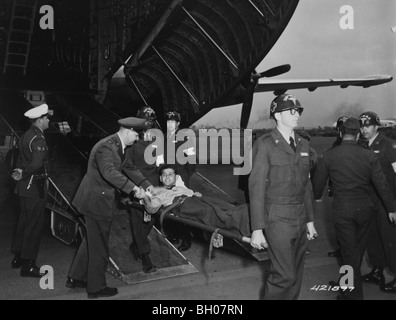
[20,260,44,278]
[88,287,118,299]
[66,277,87,289]
[178,237,191,251]
[380,278,396,294]
[142,253,157,273]
[361,267,385,286]
[129,243,142,262]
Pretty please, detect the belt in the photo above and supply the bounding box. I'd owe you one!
[265,197,304,205]
[27,173,48,190]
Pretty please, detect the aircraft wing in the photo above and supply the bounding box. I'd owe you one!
[255,75,393,94]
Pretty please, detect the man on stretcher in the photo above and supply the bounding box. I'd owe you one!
[141,164,251,238]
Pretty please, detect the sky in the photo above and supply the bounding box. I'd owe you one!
[194,0,396,129]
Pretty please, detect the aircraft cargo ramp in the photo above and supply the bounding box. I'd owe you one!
[0,89,266,286]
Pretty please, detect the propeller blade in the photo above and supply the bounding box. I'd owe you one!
[256,64,291,79]
[240,80,257,129]
[240,65,291,128]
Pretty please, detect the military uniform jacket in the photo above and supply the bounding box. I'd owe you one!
[368,133,396,197]
[125,139,159,187]
[15,126,48,199]
[312,140,396,212]
[249,128,315,231]
[164,130,196,183]
[72,134,148,222]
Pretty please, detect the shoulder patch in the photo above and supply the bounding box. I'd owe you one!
[37,145,46,152]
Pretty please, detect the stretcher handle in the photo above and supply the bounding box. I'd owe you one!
[241,236,251,244]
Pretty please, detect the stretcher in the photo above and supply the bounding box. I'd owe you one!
[155,197,251,260]
[126,171,268,262]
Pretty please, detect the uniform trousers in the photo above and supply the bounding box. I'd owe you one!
[129,207,156,255]
[333,198,375,300]
[264,203,308,300]
[12,196,46,260]
[68,217,111,293]
[365,200,396,273]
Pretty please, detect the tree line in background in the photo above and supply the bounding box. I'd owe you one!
[190,125,396,142]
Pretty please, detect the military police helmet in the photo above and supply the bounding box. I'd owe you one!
[359,111,381,127]
[137,106,157,121]
[166,110,181,122]
[270,94,304,119]
[334,116,349,131]
[343,117,361,130]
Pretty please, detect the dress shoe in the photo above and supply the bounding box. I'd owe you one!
[129,243,142,262]
[380,278,396,294]
[11,255,22,269]
[178,238,191,252]
[328,248,341,258]
[20,260,44,278]
[361,267,385,286]
[88,287,118,299]
[66,277,87,289]
[142,253,157,273]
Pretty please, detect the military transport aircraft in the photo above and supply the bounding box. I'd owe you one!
[0,0,392,131]
[380,118,396,128]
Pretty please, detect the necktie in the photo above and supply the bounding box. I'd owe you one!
[289,136,296,152]
[120,148,126,162]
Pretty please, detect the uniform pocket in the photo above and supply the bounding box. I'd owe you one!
[268,204,297,224]
[301,156,310,166]
[268,155,291,183]
[269,155,289,166]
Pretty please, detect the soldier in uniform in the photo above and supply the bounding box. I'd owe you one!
[164,111,196,188]
[11,104,51,278]
[358,112,396,294]
[126,107,160,273]
[66,117,147,299]
[327,116,349,258]
[249,94,318,300]
[161,111,196,251]
[313,117,396,300]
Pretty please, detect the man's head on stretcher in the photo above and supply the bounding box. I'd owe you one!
[157,165,201,197]
[159,165,179,187]
[141,165,202,214]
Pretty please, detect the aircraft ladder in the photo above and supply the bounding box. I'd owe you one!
[3,0,38,75]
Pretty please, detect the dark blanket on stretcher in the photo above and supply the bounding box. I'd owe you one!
[171,195,251,238]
